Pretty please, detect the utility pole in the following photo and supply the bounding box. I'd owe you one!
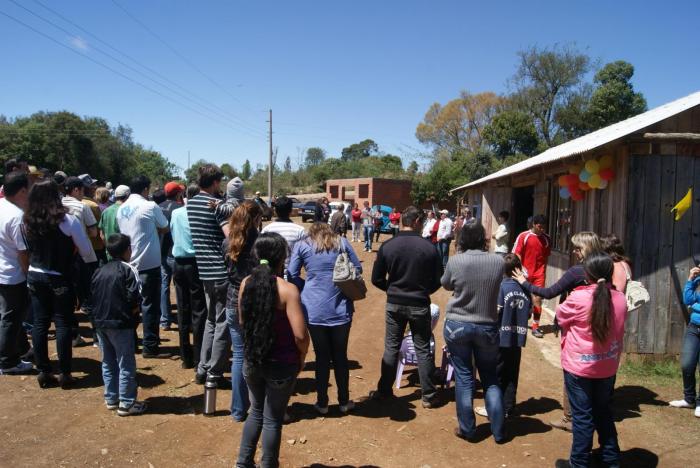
[267,109,273,202]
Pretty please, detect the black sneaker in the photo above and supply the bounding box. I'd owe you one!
[117,401,147,417]
[368,390,393,401]
[195,372,206,385]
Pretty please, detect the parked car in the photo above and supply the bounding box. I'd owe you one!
[300,201,317,222]
[372,204,393,233]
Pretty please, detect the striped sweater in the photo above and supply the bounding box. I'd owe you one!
[186,192,227,281]
[441,249,505,324]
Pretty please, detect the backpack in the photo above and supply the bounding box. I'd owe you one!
[622,263,650,312]
[333,240,367,301]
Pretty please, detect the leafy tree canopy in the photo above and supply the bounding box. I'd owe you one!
[340,139,378,161]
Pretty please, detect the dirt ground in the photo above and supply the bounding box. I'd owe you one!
[1,225,699,467]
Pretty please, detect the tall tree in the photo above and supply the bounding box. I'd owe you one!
[483,109,540,157]
[220,163,237,180]
[511,44,592,146]
[415,92,502,153]
[305,147,326,166]
[587,61,647,129]
[241,159,252,180]
[340,139,378,161]
[283,156,292,173]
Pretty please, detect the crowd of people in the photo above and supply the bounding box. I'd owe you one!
[1,157,698,468]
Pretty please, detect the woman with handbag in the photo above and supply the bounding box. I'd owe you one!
[288,222,362,415]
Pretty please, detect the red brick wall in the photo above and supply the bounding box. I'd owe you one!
[325,178,413,209]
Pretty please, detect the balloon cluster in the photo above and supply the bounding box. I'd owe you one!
[557,155,615,201]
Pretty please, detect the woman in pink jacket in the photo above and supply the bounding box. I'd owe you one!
[554,253,628,468]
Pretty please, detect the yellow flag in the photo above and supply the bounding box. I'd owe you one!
[671,187,693,221]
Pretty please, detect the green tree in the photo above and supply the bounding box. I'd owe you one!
[283,156,292,173]
[305,147,326,167]
[241,159,252,180]
[340,139,378,161]
[587,61,647,129]
[184,159,210,183]
[220,163,237,180]
[407,160,419,175]
[512,44,592,146]
[483,109,540,157]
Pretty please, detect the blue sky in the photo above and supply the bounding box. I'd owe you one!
[2,0,699,175]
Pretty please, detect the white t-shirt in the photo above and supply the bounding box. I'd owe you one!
[0,198,27,284]
[437,217,454,241]
[422,218,436,238]
[62,195,97,262]
[28,214,95,275]
[261,220,306,268]
[117,194,168,272]
[494,223,509,253]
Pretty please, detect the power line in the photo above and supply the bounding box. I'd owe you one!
[31,0,266,136]
[110,0,262,117]
[7,0,264,138]
[0,7,262,139]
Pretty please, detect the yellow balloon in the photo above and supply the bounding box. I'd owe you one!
[589,174,602,189]
[599,155,614,169]
[585,160,600,174]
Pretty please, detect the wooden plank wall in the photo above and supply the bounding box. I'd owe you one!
[625,147,700,354]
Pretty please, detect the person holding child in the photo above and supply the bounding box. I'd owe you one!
[91,234,146,416]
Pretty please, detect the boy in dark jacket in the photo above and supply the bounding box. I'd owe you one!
[476,253,531,419]
[91,234,146,416]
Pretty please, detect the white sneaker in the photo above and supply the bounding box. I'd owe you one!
[0,361,33,375]
[339,400,355,414]
[117,401,147,417]
[313,403,328,415]
[695,407,700,418]
[669,399,694,408]
[474,406,488,417]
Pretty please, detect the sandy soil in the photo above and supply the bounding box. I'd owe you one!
[1,226,698,467]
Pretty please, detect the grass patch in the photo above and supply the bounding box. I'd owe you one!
[618,357,682,387]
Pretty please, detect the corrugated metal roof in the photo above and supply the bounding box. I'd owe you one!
[451,90,700,192]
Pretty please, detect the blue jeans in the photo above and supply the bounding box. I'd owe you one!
[444,319,504,442]
[160,255,175,327]
[680,323,700,406]
[363,224,373,251]
[437,239,451,268]
[236,361,297,468]
[227,308,250,421]
[138,267,162,354]
[98,328,137,406]
[564,370,619,467]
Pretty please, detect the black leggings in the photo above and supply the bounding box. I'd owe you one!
[308,322,352,407]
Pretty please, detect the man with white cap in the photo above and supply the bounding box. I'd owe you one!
[436,210,454,269]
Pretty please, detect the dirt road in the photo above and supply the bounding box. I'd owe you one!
[1,232,697,467]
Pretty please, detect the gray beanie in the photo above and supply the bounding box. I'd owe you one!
[226,177,245,203]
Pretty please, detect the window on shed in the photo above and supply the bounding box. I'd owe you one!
[329,185,339,198]
[549,181,573,253]
[358,184,369,198]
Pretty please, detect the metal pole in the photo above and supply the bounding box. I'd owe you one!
[268,109,273,202]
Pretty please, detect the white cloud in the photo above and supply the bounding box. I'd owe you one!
[70,36,89,51]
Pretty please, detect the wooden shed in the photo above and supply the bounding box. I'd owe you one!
[451,91,700,355]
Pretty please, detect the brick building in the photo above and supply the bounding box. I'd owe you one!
[325,177,413,209]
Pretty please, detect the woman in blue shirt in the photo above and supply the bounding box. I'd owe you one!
[288,222,362,415]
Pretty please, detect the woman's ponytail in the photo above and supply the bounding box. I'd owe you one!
[584,253,615,343]
[239,232,289,366]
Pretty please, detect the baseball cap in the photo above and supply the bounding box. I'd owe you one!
[78,173,98,187]
[255,191,261,196]
[164,181,184,197]
[53,171,68,185]
[114,185,130,198]
[440,209,449,214]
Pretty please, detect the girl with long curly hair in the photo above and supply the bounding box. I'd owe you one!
[23,180,94,388]
[236,232,309,468]
[223,200,262,421]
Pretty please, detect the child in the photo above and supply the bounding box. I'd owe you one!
[476,253,531,419]
[91,234,146,416]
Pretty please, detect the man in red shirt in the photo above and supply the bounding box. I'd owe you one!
[512,214,551,338]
